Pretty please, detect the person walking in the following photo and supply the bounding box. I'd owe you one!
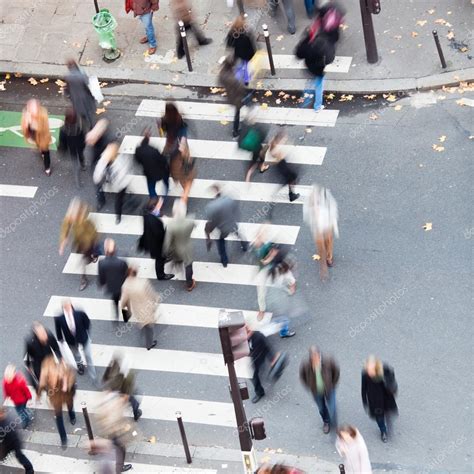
[268,0,296,34]
[300,346,340,433]
[2,365,33,429]
[59,198,100,291]
[21,99,52,175]
[303,184,339,280]
[98,239,129,320]
[157,102,188,158]
[37,356,76,449]
[361,356,398,443]
[54,299,97,382]
[163,200,196,291]
[171,0,212,59]
[0,407,34,473]
[120,267,159,349]
[138,198,175,281]
[205,185,248,267]
[25,322,62,390]
[169,137,196,203]
[134,129,169,199]
[336,425,372,473]
[128,0,159,55]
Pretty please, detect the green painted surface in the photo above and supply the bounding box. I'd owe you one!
[0,111,64,150]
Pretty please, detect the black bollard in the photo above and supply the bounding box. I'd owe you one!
[82,402,96,455]
[93,0,99,14]
[176,411,192,464]
[339,464,346,474]
[359,0,379,63]
[262,24,276,76]
[178,21,193,72]
[432,30,447,69]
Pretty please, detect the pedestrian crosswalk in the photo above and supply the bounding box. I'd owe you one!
[0,183,37,198]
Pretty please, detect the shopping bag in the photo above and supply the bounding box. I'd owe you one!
[59,341,78,369]
[88,76,104,104]
[248,49,267,80]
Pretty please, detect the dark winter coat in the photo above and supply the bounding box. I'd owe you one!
[226,31,256,62]
[295,31,335,77]
[65,68,96,123]
[361,365,398,418]
[249,331,274,366]
[25,330,62,381]
[139,212,166,259]
[135,139,169,181]
[98,255,129,297]
[300,353,340,396]
[0,413,25,460]
[58,120,85,159]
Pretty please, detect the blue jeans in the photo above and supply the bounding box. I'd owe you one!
[376,415,387,434]
[139,12,157,48]
[314,390,337,425]
[304,0,319,17]
[147,176,169,198]
[235,60,250,85]
[268,0,296,32]
[15,403,32,429]
[313,76,324,110]
[278,317,290,337]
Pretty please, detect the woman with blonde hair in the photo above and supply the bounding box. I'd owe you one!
[336,424,372,473]
[361,355,398,443]
[37,356,76,449]
[21,99,52,175]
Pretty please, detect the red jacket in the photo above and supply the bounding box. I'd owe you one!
[129,0,159,16]
[3,374,32,405]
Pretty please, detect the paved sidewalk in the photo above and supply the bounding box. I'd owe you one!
[0,0,473,92]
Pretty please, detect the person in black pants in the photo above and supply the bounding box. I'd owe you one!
[138,198,175,281]
[98,239,129,321]
[0,408,34,473]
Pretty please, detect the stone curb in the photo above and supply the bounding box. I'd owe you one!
[1,61,473,94]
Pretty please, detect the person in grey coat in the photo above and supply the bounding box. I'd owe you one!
[163,200,196,291]
[205,185,248,267]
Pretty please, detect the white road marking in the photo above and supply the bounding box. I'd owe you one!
[272,54,352,73]
[0,184,37,198]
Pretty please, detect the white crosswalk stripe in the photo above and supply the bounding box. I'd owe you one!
[272,54,353,73]
[120,135,326,165]
[136,99,339,127]
[89,212,300,245]
[0,184,37,198]
[63,253,261,286]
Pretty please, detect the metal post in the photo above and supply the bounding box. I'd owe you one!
[432,30,447,69]
[176,412,192,464]
[339,465,346,474]
[178,21,193,72]
[236,0,245,15]
[262,24,276,76]
[93,0,99,14]
[359,0,378,63]
[81,402,96,455]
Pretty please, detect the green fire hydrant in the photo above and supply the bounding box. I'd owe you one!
[92,9,121,62]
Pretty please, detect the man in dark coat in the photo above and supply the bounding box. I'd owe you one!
[54,299,97,381]
[25,322,62,390]
[300,346,340,433]
[134,131,169,199]
[138,198,175,280]
[0,408,34,473]
[98,239,129,320]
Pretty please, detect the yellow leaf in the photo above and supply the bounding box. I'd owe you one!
[103,100,111,106]
[394,105,403,111]
[276,35,284,41]
[340,23,349,31]
[416,20,427,27]
[5,73,10,80]
[165,84,172,89]
[0,83,5,91]
[446,31,455,40]
[210,87,220,94]
[14,73,22,78]
[220,120,229,125]
[256,81,263,89]
[85,60,94,65]
[148,436,156,443]
[386,94,397,102]
[438,135,446,142]
[431,144,445,152]
[364,94,376,100]
[339,94,354,102]
[95,108,106,115]
[264,90,272,97]
[39,78,49,83]
[411,31,419,38]
[261,103,268,109]
[460,47,468,53]
[369,113,379,120]
[326,93,335,100]
[434,18,446,25]
[28,77,38,86]
[99,82,108,88]
[423,223,432,231]
[55,79,66,87]
[312,254,321,261]
[278,91,285,97]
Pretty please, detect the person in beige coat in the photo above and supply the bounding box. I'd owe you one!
[120,268,159,350]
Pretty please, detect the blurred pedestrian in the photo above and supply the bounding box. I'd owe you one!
[127,0,159,55]
[303,0,319,18]
[65,59,96,129]
[54,299,97,382]
[120,267,159,350]
[21,98,52,175]
[336,425,372,473]
[300,346,340,433]
[256,464,304,474]
[58,108,86,187]
[169,137,196,202]
[59,197,100,291]
[2,365,33,429]
[264,131,300,202]
[25,322,62,390]
[268,0,296,34]
[134,128,169,199]
[98,239,129,321]
[138,198,175,281]
[157,102,187,158]
[361,356,398,443]
[205,185,248,267]
[0,407,34,473]
[37,356,76,449]
[226,15,256,86]
[171,0,212,59]
[303,185,339,280]
[163,200,196,291]
[93,143,132,224]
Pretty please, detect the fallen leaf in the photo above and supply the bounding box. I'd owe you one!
[305,128,312,133]
[220,120,229,125]
[55,79,66,87]
[103,100,111,106]
[432,144,445,152]
[416,20,427,27]
[460,47,468,53]
[72,42,82,48]
[85,60,94,65]
[275,98,281,104]
[99,82,108,87]
[326,92,335,100]
[418,43,423,47]
[312,254,321,261]
[5,73,10,80]
[261,103,268,109]
[210,87,220,94]
[0,83,5,91]
[340,23,349,31]
[394,104,403,111]
[369,112,379,120]
[276,35,284,41]
[411,31,419,38]
[445,22,452,27]
[165,84,172,90]
[14,73,22,78]
[28,77,38,85]
[446,31,455,40]
[393,35,402,40]
[438,135,446,142]
[364,94,376,100]
[390,49,396,54]
[291,95,296,99]
[278,91,285,97]
[264,90,272,97]
[385,94,397,102]
[423,222,432,231]
[434,18,446,25]
[148,436,156,443]
[339,94,354,102]
[96,108,106,115]
[256,81,263,89]
[40,78,49,83]
[283,94,290,100]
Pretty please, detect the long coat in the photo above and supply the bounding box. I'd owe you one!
[163,216,195,266]
[361,365,398,418]
[139,212,166,259]
[120,276,159,327]
[300,353,340,397]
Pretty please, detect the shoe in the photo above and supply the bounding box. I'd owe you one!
[61,440,68,450]
[77,364,85,375]
[139,36,148,44]
[251,394,264,403]
[91,255,98,263]
[199,38,213,46]
[70,415,76,425]
[381,432,388,443]
[116,216,121,224]
[147,340,157,350]
[326,259,334,267]
[96,201,105,211]
[288,25,296,35]
[221,260,228,268]
[45,168,51,176]
[79,278,88,292]
[289,192,300,202]
[241,243,248,252]
[323,422,330,434]
[314,105,326,113]
[134,408,143,421]
[121,465,132,472]
[206,240,212,252]
[232,129,240,138]
[280,330,296,338]
[157,274,174,281]
[186,279,196,292]
[177,50,185,59]
[147,47,157,55]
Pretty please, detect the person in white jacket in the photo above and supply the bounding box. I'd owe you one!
[93,143,132,224]
[303,184,339,280]
[336,425,372,474]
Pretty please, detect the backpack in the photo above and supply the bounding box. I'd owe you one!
[322,7,344,32]
[239,127,262,152]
